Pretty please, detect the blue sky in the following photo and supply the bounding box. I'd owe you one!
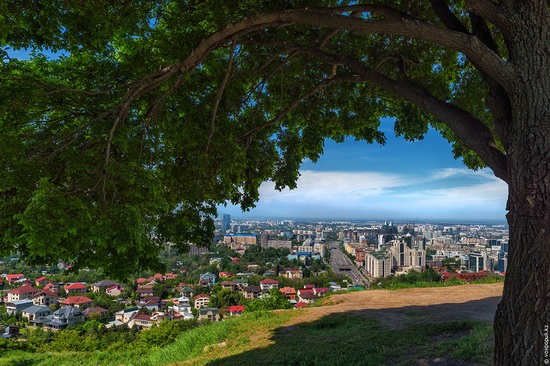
[222,118,508,222]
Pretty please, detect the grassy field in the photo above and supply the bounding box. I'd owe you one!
[1,306,493,366]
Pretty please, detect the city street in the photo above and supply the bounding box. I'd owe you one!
[328,241,370,288]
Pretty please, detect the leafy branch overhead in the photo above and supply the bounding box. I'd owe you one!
[0,0,533,275]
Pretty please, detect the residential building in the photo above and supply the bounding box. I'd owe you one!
[91,280,119,293]
[136,284,155,297]
[115,307,140,323]
[221,281,238,292]
[259,279,279,291]
[243,285,261,299]
[6,299,34,315]
[60,295,93,308]
[83,307,109,319]
[128,314,156,329]
[199,307,221,322]
[7,285,40,302]
[280,287,297,301]
[281,268,303,279]
[365,251,392,278]
[223,234,256,245]
[193,294,211,309]
[21,305,52,321]
[32,289,59,306]
[106,284,124,297]
[199,272,217,285]
[267,239,292,249]
[42,306,85,330]
[226,305,244,316]
[64,282,87,294]
[6,274,25,285]
[35,276,49,287]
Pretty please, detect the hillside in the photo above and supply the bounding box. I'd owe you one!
[184,283,504,366]
[1,283,503,366]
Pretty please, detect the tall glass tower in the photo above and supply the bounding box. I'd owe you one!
[223,214,231,233]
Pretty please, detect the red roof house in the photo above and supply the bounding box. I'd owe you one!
[60,295,93,308]
[64,282,87,293]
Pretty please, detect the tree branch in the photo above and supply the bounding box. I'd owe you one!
[295,46,509,183]
[464,0,511,31]
[206,42,236,155]
[429,0,470,33]
[240,75,362,146]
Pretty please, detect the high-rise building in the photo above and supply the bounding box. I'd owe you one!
[222,214,231,233]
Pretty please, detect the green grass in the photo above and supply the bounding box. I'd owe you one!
[1,310,493,366]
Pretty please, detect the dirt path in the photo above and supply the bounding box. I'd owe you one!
[286,283,504,329]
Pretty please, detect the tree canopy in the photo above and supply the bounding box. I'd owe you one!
[2,1,550,363]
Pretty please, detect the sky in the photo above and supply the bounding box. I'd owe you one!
[221,118,508,222]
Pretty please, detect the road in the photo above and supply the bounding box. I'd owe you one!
[328,241,370,288]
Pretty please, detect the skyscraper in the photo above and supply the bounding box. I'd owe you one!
[223,214,231,233]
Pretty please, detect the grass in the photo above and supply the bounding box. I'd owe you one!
[1,310,493,366]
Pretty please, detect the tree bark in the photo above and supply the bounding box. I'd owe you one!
[493,7,550,364]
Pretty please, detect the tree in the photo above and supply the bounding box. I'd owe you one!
[0,1,548,363]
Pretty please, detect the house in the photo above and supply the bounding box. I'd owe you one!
[295,302,309,309]
[297,289,317,304]
[106,284,124,297]
[243,285,262,299]
[6,274,25,285]
[83,307,109,319]
[263,269,276,277]
[226,305,245,316]
[199,307,221,322]
[280,287,297,301]
[32,289,59,306]
[128,314,157,329]
[218,271,235,279]
[233,278,249,289]
[148,273,165,283]
[2,325,20,339]
[137,296,161,311]
[60,295,93,308]
[7,285,40,302]
[44,282,60,294]
[135,278,148,285]
[6,299,34,315]
[42,306,85,330]
[221,281,238,292]
[136,284,155,297]
[21,305,52,321]
[199,272,217,285]
[193,294,210,309]
[259,278,279,291]
[313,287,329,297]
[164,273,177,280]
[178,285,194,298]
[91,280,119,293]
[35,276,49,287]
[282,269,303,279]
[64,282,87,294]
[170,296,193,318]
[115,307,139,323]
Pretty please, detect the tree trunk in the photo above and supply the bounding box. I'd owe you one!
[493,7,550,364]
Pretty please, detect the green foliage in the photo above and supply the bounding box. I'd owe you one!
[0,1,505,276]
[245,288,293,312]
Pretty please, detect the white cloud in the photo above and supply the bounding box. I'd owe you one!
[258,170,410,202]
[224,168,508,220]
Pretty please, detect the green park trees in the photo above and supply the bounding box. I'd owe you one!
[1,1,549,364]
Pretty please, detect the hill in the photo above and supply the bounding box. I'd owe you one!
[1,283,503,366]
